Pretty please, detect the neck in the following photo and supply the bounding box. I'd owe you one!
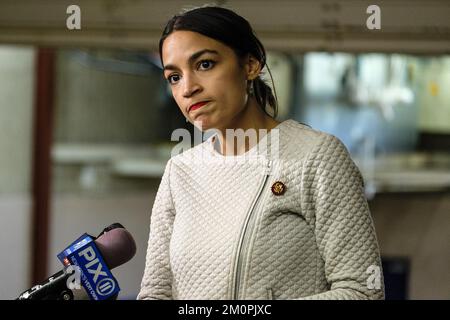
[213,97,280,156]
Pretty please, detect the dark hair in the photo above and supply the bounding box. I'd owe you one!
[159,5,278,119]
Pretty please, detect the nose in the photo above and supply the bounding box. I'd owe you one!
[182,73,201,98]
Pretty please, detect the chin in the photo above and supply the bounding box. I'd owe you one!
[191,115,216,132]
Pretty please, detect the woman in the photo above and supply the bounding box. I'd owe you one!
[138,5,384,300]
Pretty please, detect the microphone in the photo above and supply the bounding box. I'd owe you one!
[17,223,136,300]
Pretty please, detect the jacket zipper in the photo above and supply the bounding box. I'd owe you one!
[232,160,272,299]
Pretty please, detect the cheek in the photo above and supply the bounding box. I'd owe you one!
[170,88,185,114]
[213,71,247,106]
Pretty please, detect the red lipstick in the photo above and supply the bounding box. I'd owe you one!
[189,101,209,112]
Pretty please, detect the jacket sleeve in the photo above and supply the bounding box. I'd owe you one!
[300,134,385,300]
[137,159,175,300]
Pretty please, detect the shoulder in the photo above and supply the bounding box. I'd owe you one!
[286,121,362,185]
[279,119,347,160]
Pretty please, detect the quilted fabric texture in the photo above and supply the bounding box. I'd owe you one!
[137,119,385,300]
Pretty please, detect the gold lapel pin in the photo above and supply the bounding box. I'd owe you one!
[271,181,286,196]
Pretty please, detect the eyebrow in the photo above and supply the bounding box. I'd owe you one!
[163,49,219,72]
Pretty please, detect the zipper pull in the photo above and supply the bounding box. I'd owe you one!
[266,160,272,175]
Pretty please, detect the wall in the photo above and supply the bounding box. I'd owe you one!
[370,192,450,299]
[417,56,450,134]
[0,45,34,299]
[53,50,170,144]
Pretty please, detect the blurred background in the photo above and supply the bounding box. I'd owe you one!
[0,0,449,300]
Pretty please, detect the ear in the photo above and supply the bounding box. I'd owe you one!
[244,54,261,81]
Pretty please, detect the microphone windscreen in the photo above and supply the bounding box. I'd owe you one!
[94,227,137,269]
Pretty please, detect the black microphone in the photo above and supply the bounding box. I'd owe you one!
[17,223,136,300]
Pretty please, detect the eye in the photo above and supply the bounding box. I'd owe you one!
[198,59,215,70]
[166,74,180,85]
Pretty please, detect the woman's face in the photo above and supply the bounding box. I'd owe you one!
[162,30,255,131]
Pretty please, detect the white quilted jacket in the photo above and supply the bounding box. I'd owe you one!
[138,119,385,300]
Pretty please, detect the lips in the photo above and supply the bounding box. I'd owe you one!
[189,101,209,113]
